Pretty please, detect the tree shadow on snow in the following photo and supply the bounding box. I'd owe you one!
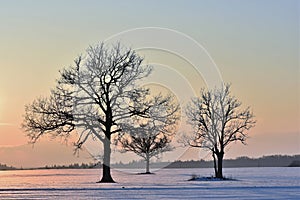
[136,172,155,175]
[188,175,238,181]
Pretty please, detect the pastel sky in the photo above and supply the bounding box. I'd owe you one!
[0,0,299,167]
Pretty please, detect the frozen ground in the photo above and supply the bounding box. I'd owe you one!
[0,167,299,199]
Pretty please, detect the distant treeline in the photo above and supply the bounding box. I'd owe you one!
[34,163,99,170]
[0,163,99,170]
[0,163,16,170]
[1,154,299,170]
[112,155,300,169]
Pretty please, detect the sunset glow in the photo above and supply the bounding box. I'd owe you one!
[0,0,299,168]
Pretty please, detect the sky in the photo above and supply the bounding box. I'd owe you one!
[0,0,299,167]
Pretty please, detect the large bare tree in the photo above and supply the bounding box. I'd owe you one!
[23,43,152,182]
[185,84,255,178]
[117,92,179,174]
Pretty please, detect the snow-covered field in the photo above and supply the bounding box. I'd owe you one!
[0,167,299,199]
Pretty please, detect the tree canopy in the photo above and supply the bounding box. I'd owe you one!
[185,84,256,178]
[23,42,154,182]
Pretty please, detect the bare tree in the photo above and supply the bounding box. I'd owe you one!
[185,84,255,178]
[117,92,179,174]
[23,42,152,183]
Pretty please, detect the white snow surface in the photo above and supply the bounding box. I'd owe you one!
[0,167,299,199]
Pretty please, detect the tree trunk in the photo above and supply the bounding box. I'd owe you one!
[212,152,217,177]
[99,138,115,183]
[145,154,150,174]
[216,152,224,179]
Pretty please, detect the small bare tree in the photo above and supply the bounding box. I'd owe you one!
[117,93,179,173]
[23,42,152,183]
[185,84,255,178]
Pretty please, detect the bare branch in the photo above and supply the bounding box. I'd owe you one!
[184,83,256,178]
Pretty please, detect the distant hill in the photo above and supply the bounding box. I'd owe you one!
[288,160,300,167]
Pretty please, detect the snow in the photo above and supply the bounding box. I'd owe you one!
[0,167,299,199]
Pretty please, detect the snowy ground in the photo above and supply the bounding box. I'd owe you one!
[0,167,299,199]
